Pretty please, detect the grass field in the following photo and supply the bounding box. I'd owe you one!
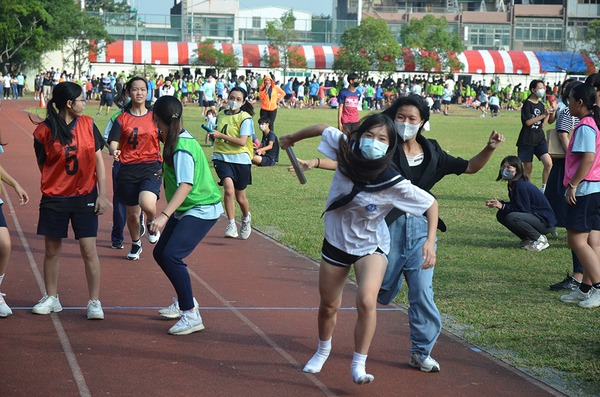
[29,100,600,394]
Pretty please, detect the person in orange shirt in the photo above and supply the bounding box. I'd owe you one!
[258,75,284,132]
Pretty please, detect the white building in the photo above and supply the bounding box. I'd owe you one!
[238,6,312,31]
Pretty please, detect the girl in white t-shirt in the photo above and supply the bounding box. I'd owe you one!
[280,114,438,385]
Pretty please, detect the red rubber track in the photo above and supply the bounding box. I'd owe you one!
[0,100,564,396]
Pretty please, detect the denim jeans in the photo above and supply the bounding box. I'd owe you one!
[378,213,441,357]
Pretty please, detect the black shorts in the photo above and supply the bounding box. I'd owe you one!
[115,177,161,206]
[259,156,276,167]
[181,92,188,97]
[213,159,252,191]
[0,204,6,228]
[566,192,600,232]
[100,93,114,107]
[284,94,292,100]
[518,143,548,163]
[490,104,499,112]
[204,100,215,107]
[310,95,318,101]
[321,239,386,267]
[37,208,98,239]
[442,99,451,105]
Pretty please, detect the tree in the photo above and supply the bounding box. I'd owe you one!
[584,20,600,55]
[85,0,131,13]
[263,10,307,80]
[400,15,464,90]
[194,40,239,77]
[333,17,402,80]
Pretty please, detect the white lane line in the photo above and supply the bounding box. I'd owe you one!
[188,268,337,397]
[3,183,92,397]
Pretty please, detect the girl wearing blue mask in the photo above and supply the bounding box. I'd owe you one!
[280,113,438,385]
[486,155,557,251]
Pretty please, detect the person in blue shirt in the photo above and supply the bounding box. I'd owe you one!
[486,155,557,251]
[283,78,294,108]
[488,93,500,117]
[309,79,320,108]
[145,72,155,106]
[375,84,384,110]
[441,83,453,116]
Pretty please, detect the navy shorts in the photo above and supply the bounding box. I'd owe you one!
[566,192,600,232]
[0,204,7,228]
[442,99,451,105]
[204,100,215,107]
[115,177,161,206]
[259,156,276,167]
[518,143,549,163]
[181,92,188,97]
[213,159,252,191]
[321,238,386,267]
[100,93,114,107]
[37,208,98,239]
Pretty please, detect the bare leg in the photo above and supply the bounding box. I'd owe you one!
[43,237,63,296]
[79,237,100,300]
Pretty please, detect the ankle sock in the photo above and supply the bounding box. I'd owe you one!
[580,283,592,293]
[302,338,331,373]
[133,239,141,246]
[229,219,236,225]
[243,215,250,222]
[592,283,600,290]
[0,273,4,288]
[351,352,374,384]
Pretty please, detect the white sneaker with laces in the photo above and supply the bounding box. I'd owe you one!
[127,241,142,260]
[241,213,251,240]
[225,223,238,238]
[147,221,160,244]
[560,288,591,303]
[87,300,104,320]
[578,287,600,308]
[0,292,12,317]
[158,297,199,319]
[32,294,63,314]
[409,353,440,372]
[168,308,205,335]
[526,235,549,252]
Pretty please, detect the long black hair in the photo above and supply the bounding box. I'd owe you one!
[123,76,150,113]
[496,155,528,182]
[527,79,544,100]
[336,113,397,184]
[31,82,82,146]
[228,86,254,116]
[570,83,600,129]
[153,95,183,169]
[382,94,429,136]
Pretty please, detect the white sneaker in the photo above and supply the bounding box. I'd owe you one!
[225,223,238,238]
[158,297,199,319]
[579,287,600,308]
[127,240,142,260]
[0,292,12,317]
[147,221,160,244]
[240,213,251,240]
[517,239,533,249]
[87,300,104,320]
[409,353,440,372]
[168,308,205,335]
[32,294,63,314]
[526,235,549,252]
[560,288,591,303]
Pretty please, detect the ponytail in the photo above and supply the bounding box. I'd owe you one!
[30,82,81,146]
[593,104,600,131]
[153,95,183,168]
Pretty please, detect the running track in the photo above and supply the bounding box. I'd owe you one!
[0,100,564,396]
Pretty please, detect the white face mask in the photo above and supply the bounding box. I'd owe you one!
[359,138,388,160]
[228,100,242,110]
[395,121,421,141]
[206,115,214,120]
[536,89,546,99]
[259,124,268,131]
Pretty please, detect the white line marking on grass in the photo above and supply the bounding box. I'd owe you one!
[188,268,337,397]
[3,182,92,397]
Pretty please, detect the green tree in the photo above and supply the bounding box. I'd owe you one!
[584,20,600,55]
[194,40,239,77]
[400,15,464,90]
[263,10,307,80]
[333,17,402,79]
[85,0,131,13]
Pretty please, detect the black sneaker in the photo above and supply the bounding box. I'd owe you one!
[111,241,124,249]
[550,274,581,291]
[127,241,142,260]
[139,213,146,238]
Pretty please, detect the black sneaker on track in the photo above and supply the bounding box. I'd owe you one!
[550,274,581,291]
[127,241,142,260]
[111,241,124,249]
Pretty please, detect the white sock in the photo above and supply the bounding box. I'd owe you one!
[243,214,251,222]
[0,273,4,288]
[183,307,202,322]
[229,219,236,225]
[133,239,141,246]
[351,352,374,385]
[303,338,331,373]
[541,184,547,194]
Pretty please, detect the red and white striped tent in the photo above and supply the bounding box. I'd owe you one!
[89,40,587,75]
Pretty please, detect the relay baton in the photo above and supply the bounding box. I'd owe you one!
[201,124,212,133]
[286,147,307,185]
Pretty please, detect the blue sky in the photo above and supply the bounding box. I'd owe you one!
[136,0,334,17]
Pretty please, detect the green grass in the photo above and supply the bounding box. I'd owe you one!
[28,102,600,393]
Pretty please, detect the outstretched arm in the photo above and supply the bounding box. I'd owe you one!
[464,130,505,174]
[279,123,330,150]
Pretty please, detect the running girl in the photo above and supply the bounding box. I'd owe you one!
[207,87,254,240]
[150,96,223,335]
[31,82,107,320]
[0,145,29,317]
[279,114,438,385]
[108,76,162,260]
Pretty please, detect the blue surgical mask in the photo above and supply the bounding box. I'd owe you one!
[501,168,514,180]
[359,138,388,160]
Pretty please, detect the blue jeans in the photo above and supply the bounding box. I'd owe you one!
[153,215,217,311]
[378,213,441,358]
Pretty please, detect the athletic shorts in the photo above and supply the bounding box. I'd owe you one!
[181,92,188,97]
[213,159,252,191]
[310,95,318,101]
[490,104,499,113]
[566,192,600,233]
[115,177,161,206]
[321,238,386,267]
[100,93,114,107]
[518,143,548,163]
[442,99,451,105]
[204,100,215,107]
[37,208,98,239]
[0,204,7,228]
[259,156,276,167]
[284,94,292,100]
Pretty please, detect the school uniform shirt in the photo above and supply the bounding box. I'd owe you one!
[337,89,362,124]
[319,127,434,256]
[211,110,254,165]
[108,111,162,182]
[565,116,600,197]
[517,100,546,147]
[34,115,105,212]
[260,131,279,162]
[499,180,557,227]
